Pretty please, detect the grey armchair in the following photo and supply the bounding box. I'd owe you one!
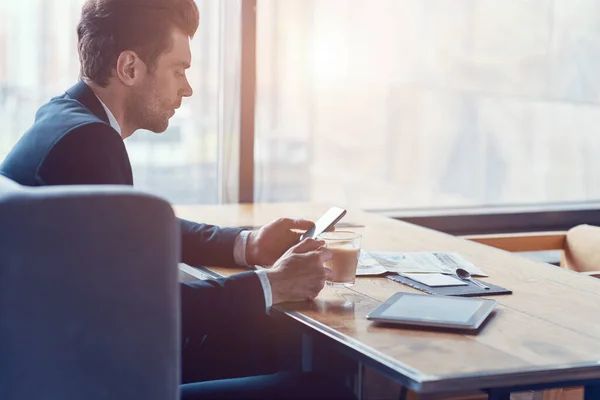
[0,175,180,400]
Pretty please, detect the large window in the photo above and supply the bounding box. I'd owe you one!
[255,0,600,209]
[2,0,600,212]
[0,0,241,204]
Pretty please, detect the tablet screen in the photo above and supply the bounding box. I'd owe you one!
[380,295,485,323]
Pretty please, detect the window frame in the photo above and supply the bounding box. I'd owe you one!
[238,0,256,203]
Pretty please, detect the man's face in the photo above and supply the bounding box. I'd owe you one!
[129,28,193,133]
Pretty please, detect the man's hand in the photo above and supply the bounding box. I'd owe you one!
[246,218,315,267]
[265,238,333,304]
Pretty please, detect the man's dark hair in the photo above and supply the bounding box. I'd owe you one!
[77,0,199,86]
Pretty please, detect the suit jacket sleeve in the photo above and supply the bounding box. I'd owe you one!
[181,271,266,338]
[180,219,243,267]
[39,123,243,267]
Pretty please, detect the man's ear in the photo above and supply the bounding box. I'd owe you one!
[115,50,145,86]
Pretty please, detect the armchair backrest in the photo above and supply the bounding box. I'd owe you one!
[0,175,180,400]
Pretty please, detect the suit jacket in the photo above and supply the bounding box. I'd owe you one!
[0,81,266,337]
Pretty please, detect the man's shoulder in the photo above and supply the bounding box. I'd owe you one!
[36,93,109,132]
[0,93,122,186]
[18,92,121,157]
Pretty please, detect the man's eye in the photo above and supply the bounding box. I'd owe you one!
[175,71,184,77]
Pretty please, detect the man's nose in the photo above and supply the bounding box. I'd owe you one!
[182,80,193,97]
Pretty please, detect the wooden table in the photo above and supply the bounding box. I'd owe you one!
[175,203,600,400]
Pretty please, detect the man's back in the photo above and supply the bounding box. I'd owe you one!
[0,82,132,187]
[1,80,248,267]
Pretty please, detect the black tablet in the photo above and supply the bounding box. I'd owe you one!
[367,292,496,331]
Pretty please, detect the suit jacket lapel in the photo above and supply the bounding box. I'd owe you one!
[65,81,110,125]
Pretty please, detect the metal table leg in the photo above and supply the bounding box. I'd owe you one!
[357,362,365,400]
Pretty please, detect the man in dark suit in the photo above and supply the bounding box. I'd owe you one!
[0,0,355,398]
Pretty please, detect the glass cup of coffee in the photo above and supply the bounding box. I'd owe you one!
[317,231,362,287]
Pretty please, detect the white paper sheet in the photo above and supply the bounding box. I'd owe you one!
[356,250,487,277]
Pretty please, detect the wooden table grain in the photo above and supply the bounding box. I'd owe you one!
[175,203,600,398]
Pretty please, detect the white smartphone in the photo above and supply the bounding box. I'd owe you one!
[300,207,347,241]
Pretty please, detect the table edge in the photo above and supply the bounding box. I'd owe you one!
[180,264,600,393]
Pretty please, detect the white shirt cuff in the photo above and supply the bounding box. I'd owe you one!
[233,230,251,266]
[234,231,272,312]
[255,269,273,312]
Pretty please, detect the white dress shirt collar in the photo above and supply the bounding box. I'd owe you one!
[94,95,122,136]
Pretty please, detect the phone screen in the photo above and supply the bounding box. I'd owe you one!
[301,207,347,241]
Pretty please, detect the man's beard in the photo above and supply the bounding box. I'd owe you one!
[127,80,170,133]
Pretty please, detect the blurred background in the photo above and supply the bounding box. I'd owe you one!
[2,0,599,210]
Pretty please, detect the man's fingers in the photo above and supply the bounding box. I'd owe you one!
[290,238,325,254]
[276,217,315,231]
[319,248,333,263]
[310,283,325,296]
[288,230,304,244]
[290,218,315,231]
[303,248,332,263]
[294,250,333,278]
[290,248,332,269]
